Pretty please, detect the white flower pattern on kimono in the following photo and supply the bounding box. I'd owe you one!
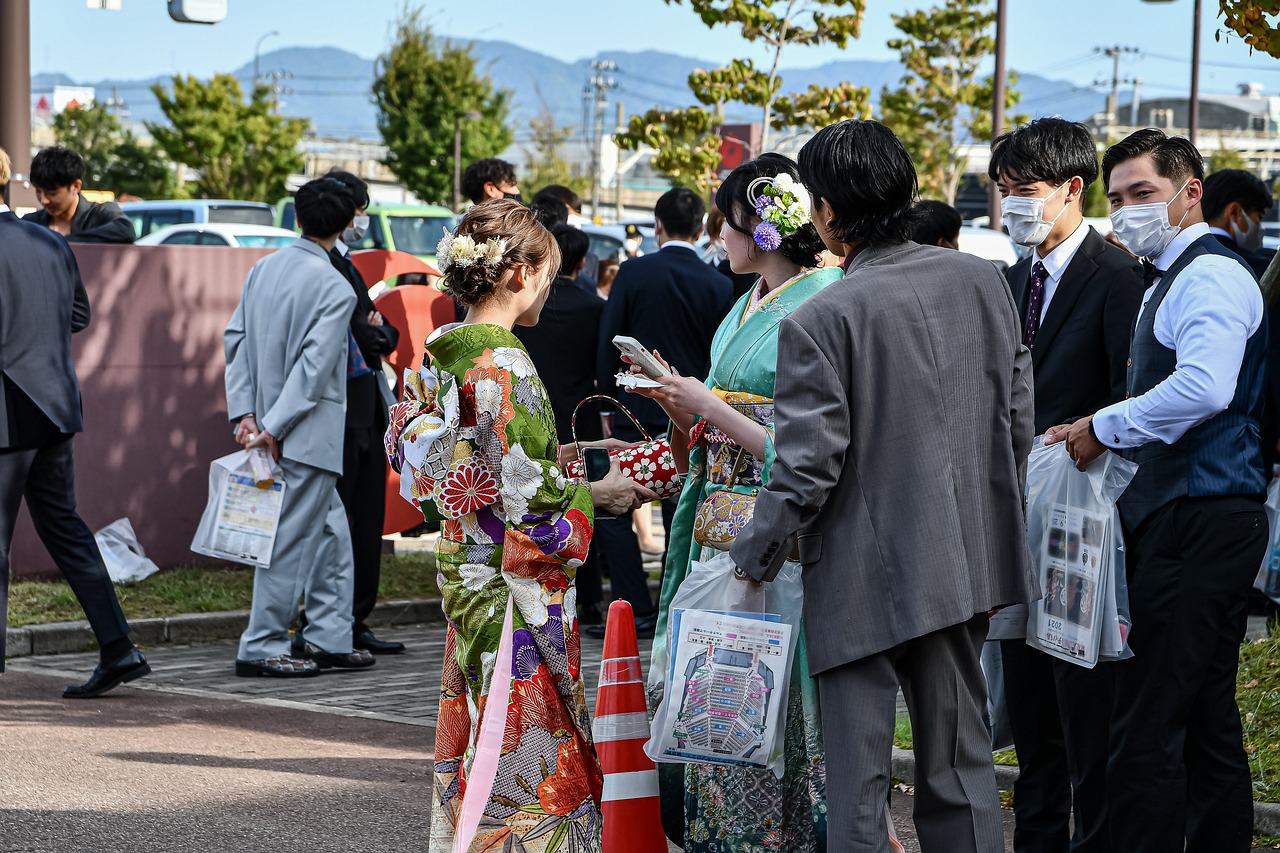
[505,573,550,626]
[562,585,577,626]
[500,442,544,522]
[473,378,504,418]
[492,346,536,380]
[459,562,497,592]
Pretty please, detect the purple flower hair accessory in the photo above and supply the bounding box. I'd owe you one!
[753,221,782,251]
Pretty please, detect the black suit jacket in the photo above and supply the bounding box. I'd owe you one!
[1007,227,1146,434]
[330,247,399,432]
[597,245,733,428]
[1212,232,1274,279]
[0,211,91,449]
[22,196,136,244]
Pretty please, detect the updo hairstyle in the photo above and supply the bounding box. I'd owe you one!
[714,152,825,267]
[443,199,561,308]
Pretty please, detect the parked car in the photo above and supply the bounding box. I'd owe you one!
[121,199,276,239]
[957,226,1020,272]
[276,199,456,271]
[135,223,299,248]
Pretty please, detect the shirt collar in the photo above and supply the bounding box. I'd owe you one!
[660,239,698,252]
[1206,225,1232,240]
[1036,219,1090,281]
[334,238,349,255]
[0,204,9,214]
[1154,221,1210,270]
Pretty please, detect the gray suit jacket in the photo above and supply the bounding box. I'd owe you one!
[224,238,356,476]
[731,241,1037,674]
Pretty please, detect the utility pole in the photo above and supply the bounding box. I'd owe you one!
[1131,79,1143,127]
[615,101,625,223]
[988,0,1006,231]
[0,0,33,208]
[1093,46,1139,133]
[105,85,128,120]
[587,60,617,221]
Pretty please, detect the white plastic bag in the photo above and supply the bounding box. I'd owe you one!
[94,518,160,583]
[190,449,286,568]
[1255,478,1280,603]
[645,551,803,779]
[1024,440,1137,668]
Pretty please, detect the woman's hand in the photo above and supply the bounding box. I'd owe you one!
[557,439,632,469]
[645,375,720,420]
[590,459,659,516]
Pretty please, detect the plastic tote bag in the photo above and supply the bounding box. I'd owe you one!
[94,518,160,583]
[1024,440,1137,668]
[1255,477,1280,602]
[190,449,286,568]
[645,551,803,779]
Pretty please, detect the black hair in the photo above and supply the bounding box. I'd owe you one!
[909,200,963,247]
[551,223,590,278]
[30,145,85,189]
[538,184,581,213]
[1202,168,1273,220]
[654,187,705,239]
[323,168,370,210]
[461,158,517,204]
[530,189,570,229]
[797,120,917,248]
[1102,128,1204,190]
[294,177,356,239]
[714,152,825,267]
[988,117,1098,196]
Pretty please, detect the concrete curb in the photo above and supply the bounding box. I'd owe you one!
[891,746,1280,836]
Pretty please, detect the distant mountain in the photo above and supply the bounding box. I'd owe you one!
[34,41,1106,141]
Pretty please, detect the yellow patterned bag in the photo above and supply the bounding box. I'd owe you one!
[692,485,758,550]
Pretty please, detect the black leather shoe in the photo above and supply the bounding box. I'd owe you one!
[63,648,150,699]
[354,629,406,655]
[300,642,376,670]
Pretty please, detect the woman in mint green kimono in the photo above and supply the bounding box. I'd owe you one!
[629,154,842,852]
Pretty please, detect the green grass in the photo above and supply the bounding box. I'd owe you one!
[8,552,438,627]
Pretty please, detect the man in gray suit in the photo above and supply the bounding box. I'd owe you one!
[224,178,375,677]
[731,120,1037,851]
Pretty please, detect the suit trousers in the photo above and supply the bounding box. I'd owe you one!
[1001,640,1115,853]
[1108,496,1266,853]
[337,422,386,635]
[818,614,1004,853]
[238,457,355,660]
[0,435,129,672]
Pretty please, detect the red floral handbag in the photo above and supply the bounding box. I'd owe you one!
[564,395,684,500]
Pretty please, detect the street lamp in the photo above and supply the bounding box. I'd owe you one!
[988,0,1008,230]
[254,30,279,84]
[453,111,483,212]
[1142,0,1201,147]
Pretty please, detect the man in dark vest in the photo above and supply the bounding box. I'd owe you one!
[1048,128,1268,853]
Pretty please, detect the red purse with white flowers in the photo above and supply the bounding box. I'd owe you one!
[565,395,684,500]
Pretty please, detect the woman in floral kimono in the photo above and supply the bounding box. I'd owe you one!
[631,154,899,852]
[385,200,655,853]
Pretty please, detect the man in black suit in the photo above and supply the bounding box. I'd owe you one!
[21,146,135,244]
[0,146,148,696]
[989,118,1145,853]
[593,188,733,636]
[1203,168,1275,278]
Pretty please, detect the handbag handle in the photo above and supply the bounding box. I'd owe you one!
[570,394,654,445]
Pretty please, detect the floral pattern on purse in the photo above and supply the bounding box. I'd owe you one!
[564,395,684,500]
[693,446,757,550]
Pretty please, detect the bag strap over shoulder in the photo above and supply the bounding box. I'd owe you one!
[571,394,653,444]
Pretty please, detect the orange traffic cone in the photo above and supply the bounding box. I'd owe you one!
[592,599,667,853]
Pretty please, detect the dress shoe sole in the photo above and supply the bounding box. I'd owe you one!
[313,656,377,670]
[235,661,320,678]
[63,662,152,699]
[355,643,406,656]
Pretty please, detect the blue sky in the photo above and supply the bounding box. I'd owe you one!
[30,0,1280,99]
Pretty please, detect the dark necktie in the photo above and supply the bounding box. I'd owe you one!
[1141,260,1163,288]
[1023,261,1048,348]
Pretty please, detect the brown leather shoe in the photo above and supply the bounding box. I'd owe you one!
[300,642,376,670]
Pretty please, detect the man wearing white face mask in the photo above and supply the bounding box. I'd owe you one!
[1202,168,1274,279]
[989,117,1145,853]
[1046,128,1267,853]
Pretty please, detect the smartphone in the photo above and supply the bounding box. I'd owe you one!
[612,335,672,379]
[583,447,612,482]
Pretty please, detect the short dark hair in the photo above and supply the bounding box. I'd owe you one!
[988,117,1098,196]
[715,152,826,267]
[294,177,355,239]
[30,146,85,189]
[909,200,963,247]
[1102,128,1204,190]
[324,168,370,210]
[1202,168,1273,221]
[461,158,516,204]
[530,189,569,229]
[654,187,705,239]
[538,184,581,213]
[551,223,590,277]
[797,120,917,248]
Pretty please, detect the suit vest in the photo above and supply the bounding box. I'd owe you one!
[1118,235,1267,529]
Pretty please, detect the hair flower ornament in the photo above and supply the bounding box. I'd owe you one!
[436,229,507,272]
[746,173,812,251]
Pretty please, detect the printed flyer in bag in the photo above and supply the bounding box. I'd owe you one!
[1035,503,1107,663]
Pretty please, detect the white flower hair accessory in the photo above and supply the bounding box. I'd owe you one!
[747,173,813,252]
[436,228,507,272]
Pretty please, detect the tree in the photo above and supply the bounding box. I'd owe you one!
[53,102,177,198]
[1208,136,1250,173]
[879,0,1026,204]
[372,9,513,206]
[1219,1,1280,57]
[616,0,872,191]
[148,74,308,202]
[522,111,591,198]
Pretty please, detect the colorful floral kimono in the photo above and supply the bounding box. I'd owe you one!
[649,267,841,853]
[385,323,602,853]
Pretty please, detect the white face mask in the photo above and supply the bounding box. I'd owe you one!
[1000,180,1073,247]
[1231,209,1264,253]
[342,213,370,244]
[1109,179,1192,259]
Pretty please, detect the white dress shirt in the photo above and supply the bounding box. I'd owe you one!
[1091,221,1263,449]
[1033,220,1090,323]
[0,203,9,214]
[660,239,698,252]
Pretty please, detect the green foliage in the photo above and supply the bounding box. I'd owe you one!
[1085,146,1111,218]
[879,0,1026,204]
[53,102,177,198]
[148,74,308,202]
[522,112,591,199]
[372,8,513,206]
[616,0,870,190]
[1209,137,1251,174]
